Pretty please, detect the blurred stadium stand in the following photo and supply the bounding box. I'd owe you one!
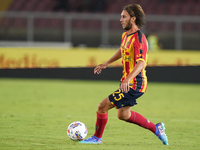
[4,0,200,15]
[0,0,200,49]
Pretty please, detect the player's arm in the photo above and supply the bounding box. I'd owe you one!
[94,48,121,74]
[120,60,145,93]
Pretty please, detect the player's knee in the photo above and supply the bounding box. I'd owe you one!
[97,99,111,114]
[117,112,130,121]
[117,113,127,121]
[97,103,103,111]
[97,103,106,113]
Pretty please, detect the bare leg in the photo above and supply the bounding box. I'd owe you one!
[117,106,132,121]
[97,97,114,114]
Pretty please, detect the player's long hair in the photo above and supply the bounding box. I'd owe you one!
[123,4,146,28]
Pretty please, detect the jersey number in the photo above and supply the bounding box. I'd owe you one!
[112,89,124,101]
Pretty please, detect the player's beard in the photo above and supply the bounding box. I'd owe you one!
[124,18,132,31]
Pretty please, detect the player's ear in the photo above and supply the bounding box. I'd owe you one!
[131,16,136,23]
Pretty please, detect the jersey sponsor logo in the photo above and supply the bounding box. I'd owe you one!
[122,53,131,62]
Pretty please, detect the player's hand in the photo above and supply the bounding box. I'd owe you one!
[120,78,130,93]
[94,63,107,74]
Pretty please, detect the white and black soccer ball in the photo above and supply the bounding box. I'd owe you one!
[67,121,88,141]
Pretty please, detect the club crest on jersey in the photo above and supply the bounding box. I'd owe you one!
[126,41,130,47]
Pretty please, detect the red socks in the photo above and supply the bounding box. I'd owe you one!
[94,112,108,138]
[93,111,156,139]
[126,111,156,133]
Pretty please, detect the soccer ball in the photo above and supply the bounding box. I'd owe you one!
[67,121,88,141]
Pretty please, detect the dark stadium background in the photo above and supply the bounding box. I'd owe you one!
[0,0,200,83]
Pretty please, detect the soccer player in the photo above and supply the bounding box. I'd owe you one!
[79,4,169,145]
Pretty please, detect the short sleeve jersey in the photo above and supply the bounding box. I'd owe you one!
[120,30,148,93]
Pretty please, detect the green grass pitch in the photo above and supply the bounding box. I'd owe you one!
[0,78,200,150]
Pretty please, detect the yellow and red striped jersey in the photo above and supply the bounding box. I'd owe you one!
[120,30,148,93]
